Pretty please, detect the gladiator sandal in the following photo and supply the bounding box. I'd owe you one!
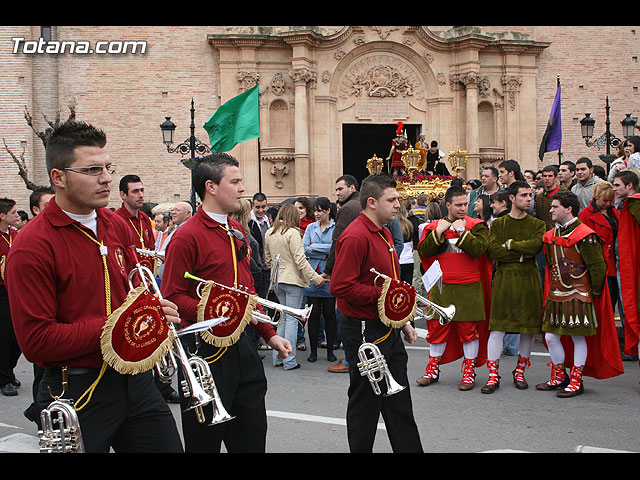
[512,355,531,390]
[459,358,476,391]
[556,365,584,398]
[535,362,569,391]
[481,359,500,394]
[416,356,441,386]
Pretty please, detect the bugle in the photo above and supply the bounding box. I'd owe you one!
[128,248,233,426]
[370,268,455,325]
[38,368,85,453]
[184,271,313,327]
[357,342,406,397]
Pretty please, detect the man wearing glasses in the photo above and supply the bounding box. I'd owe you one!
[161,152,292,453]
[5,120,184,452]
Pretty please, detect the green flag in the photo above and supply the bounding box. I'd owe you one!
[203,85,260,153]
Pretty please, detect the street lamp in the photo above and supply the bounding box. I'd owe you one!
[621,113,637,139]
[579,96,631,172]
[160,98,211,208]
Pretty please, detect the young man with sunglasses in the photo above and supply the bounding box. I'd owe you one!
[161,152,292,453]
[5,120,184,452]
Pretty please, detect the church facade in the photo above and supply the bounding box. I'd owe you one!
[2,26,639,209]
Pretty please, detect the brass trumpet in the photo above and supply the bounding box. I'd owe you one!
[135,248,165,262]
[370,268,455,325]
[184,271,313,327]
[128,249,233,426]
[357,342,406,397]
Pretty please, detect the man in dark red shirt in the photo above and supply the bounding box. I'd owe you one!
[161,152,291,453]
[330,174,422,453]
[0,198,20,397]
[6,121,183,453]
[114,174,155,250]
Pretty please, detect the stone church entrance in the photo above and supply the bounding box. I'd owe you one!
[341,123,421,186]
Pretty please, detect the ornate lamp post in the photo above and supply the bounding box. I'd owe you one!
[579,97,636,172]
[160,98,211,208]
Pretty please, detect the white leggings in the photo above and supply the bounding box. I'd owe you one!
[486,331,534,361]
[544,332,587,366]
[429,339,479,359]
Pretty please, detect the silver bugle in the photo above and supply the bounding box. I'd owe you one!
[184,271,313,327]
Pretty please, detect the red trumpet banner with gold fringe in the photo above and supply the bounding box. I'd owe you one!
[101,286,175,375]
[197,281,257,347]
[377,277,417,328]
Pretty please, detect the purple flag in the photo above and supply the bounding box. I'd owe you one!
[539,83,562,160]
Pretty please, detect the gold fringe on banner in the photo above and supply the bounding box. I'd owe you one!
[100,286,175,375]
[377,276,417,329]
[197,281,257,347]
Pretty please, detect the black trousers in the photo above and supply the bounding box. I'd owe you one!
[37,366,183,453]
[178,332,268,453]
[0,286,20,387]
[339,315,423,453]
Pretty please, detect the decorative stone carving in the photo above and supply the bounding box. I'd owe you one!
[237,71,259,90]
[369,26,398,40]
[340,56,422,99]
[271,72,286,96]
[479,76,491,97]
[501,75,522,110]
[265,156,293,189]
[422,52,433,64]
[288,67,317,86]
[321,71,331,83]
[437,72,446,86]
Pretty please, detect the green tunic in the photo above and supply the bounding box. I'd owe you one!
[417,220,489,323]
[542,220,606,337]
[487,214,546,333]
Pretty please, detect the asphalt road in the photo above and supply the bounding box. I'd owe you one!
[1,319,639,454]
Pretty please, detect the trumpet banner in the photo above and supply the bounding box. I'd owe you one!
[197,281,257,347]
[100,286,175,375]
[377,277,417,328]
[136,251,158,277]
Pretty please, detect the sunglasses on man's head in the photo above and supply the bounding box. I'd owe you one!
[226,228,248,261]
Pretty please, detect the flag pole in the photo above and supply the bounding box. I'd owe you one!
[257,77,262,193]
[557,75,562,166]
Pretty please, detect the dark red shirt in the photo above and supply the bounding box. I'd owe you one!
[5,199,140,369]
[114,204,155,249]
[329,212,399,319]
[161,206,276,341]
[0,225,18,288]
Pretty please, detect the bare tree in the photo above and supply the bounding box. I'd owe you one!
[3,102,76,191]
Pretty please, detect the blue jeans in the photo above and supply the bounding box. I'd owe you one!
[273,283,304,369]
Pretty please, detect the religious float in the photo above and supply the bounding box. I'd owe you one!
[366,145,469,202]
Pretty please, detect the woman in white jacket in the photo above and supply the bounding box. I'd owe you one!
[265,203,325,370]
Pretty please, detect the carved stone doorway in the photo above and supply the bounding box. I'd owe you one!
[341,123,421,186]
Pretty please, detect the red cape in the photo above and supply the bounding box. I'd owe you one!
[542,223,623,379]
[418,217,492,365]
[619,193,640,356]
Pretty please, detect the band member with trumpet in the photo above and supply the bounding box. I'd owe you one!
[161,152,292,453]
[329,174,423,453]
[416,185,492,391]
[5,120,183,453]
[482,181,546,393]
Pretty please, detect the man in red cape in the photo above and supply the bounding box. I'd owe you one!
[416,185,492,391]
[537,191,623,398]
[612,170,640,362]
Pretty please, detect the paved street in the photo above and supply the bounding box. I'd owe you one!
[1,318,639,454]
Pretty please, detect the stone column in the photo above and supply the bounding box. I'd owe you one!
[462,71,480,180]
[288,67,316,196]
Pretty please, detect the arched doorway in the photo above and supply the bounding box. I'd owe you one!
[341,123,421,186]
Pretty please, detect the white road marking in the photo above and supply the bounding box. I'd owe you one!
[267,410,386,430]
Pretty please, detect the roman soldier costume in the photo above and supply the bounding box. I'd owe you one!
[537,219,623,397]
